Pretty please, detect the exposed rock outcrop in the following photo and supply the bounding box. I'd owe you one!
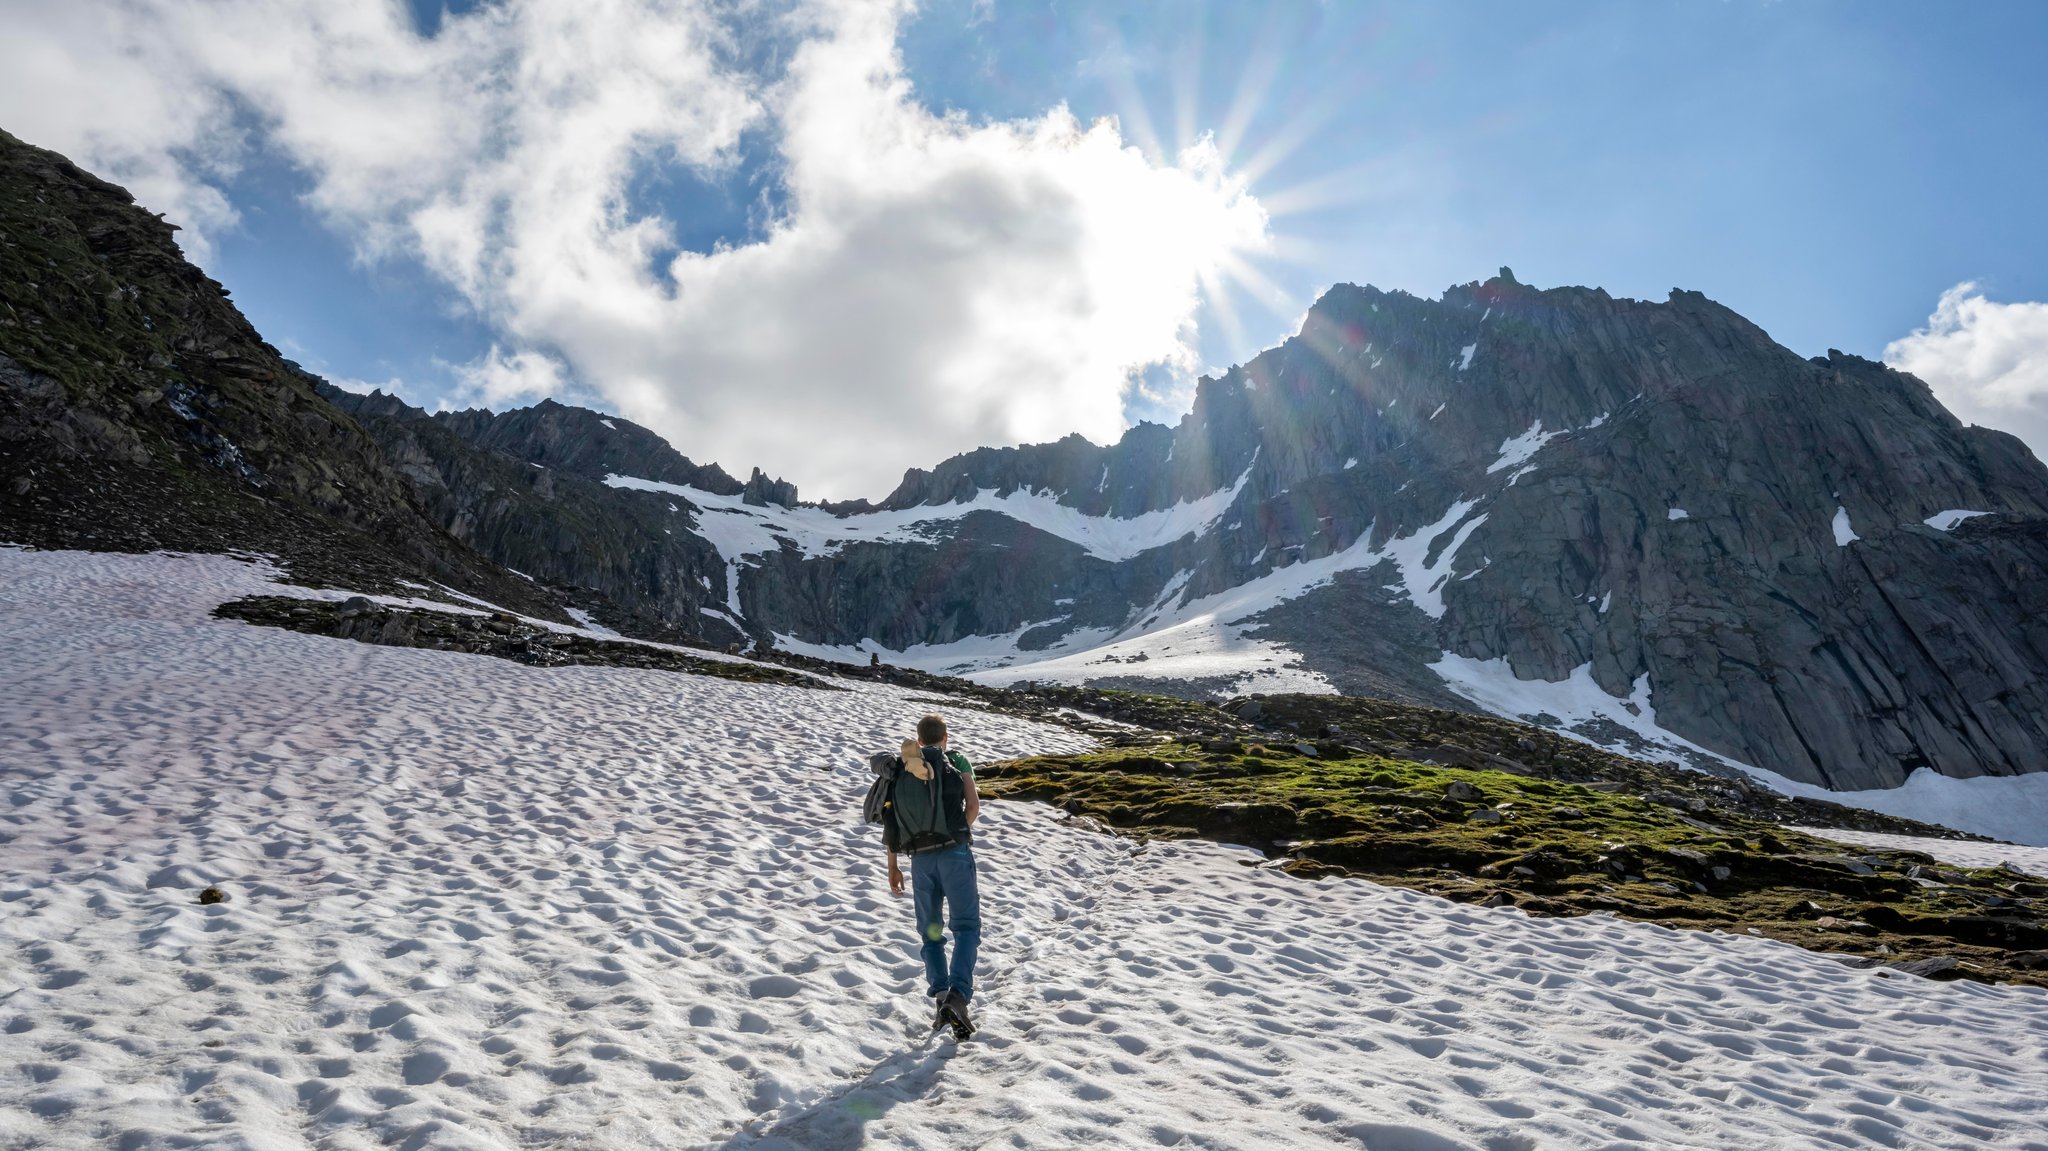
[1236,277,2048,787]
[322,388,744,644]
[0,128,559,617]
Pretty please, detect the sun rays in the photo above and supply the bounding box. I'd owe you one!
[1089,3,1398,410]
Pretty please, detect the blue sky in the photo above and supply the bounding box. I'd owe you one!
[6,0,2046,494]
[894,0,2048,360]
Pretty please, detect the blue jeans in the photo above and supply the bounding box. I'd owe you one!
[910,843,980,1002]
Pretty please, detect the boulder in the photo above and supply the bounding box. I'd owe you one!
[1890,956,1962,980]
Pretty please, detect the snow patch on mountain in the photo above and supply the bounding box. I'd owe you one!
[798,493,1500,693]
[1833,506,1860,546]
[561,607,618,638]
[1486,420,1563,475]
[607,462,1252,565]
[957,500,1498,691]
[1925,509,1991,531]
[1769,770,2048,848]
[1380,500,1487,619]
[774,618,1120,677]
[1430,655,1752,771]
[1428,653,2045,843]
[962,531,1398,694]
[1793,828,2048,877]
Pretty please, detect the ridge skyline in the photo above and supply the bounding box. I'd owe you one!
[6,2,2043,500]
[344,267,1976,513]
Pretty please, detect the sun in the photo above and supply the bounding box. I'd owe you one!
[1090,17,1370,379]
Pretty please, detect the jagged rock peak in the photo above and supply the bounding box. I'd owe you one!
[408,396,745,495]
[743,467,798,508]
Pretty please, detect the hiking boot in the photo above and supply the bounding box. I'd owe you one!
[938,990,974,1039]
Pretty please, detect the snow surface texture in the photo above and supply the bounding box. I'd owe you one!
[6,549,2048,1151]
[1792,829,2048,880]
[1429,654,2048,846]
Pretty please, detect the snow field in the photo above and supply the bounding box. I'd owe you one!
[1791,829,2048,880]
[4,549,2048,1150]
[0,549,1086,1148]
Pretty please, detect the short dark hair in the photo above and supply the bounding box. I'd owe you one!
[917,714,947,745]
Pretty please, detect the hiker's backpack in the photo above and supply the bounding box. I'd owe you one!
[873,746,961,853]
[862,752,897,825]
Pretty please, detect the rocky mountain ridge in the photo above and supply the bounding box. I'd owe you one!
[7,124,2047,803]
[316,273,2048,793]
[398,270,2048,793]
[321,387,748,645]
[0,128,560,618]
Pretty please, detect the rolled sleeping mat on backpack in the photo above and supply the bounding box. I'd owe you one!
[901,738,932,780]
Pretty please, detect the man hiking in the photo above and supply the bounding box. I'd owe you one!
[883,713,981,1039]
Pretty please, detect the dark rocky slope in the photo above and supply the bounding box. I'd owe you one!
[215,594,823,688]
[1222,278,2048,787]
[0,129,557,616]
[322,389,748,645]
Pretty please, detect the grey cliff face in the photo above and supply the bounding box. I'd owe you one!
[432,398,749,497]
[1272,277,2048,788]
[320,389,750,646]
[317,271,2048,790]
[735,272,2048,788]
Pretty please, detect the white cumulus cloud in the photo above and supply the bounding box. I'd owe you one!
[450,346,573,408]
[1885,282,2048,463]
[0,0,1270,500]
[0,1,250,255]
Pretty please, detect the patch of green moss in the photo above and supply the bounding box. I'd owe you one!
[979,744,2048,987]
